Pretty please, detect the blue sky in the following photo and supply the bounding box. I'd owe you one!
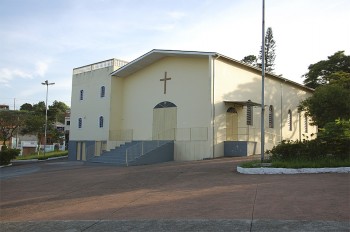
[1,0,349,109]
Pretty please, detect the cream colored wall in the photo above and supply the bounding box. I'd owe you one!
[109,77,124,132]
[70,66,114,141]
[119,56,213,160]
[213,58,316,156]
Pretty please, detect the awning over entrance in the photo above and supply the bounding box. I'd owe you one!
[224,100,262,107]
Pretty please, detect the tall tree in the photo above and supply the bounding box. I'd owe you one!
[303,51,350,89]
[258,27,276,73]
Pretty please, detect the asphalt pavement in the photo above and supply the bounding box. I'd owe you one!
[0,157,349,231]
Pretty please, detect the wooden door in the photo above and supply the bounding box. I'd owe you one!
[226,108,238,141]
[153,107,177,140]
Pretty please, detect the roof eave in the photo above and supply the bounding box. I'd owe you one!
[110,49,217,78]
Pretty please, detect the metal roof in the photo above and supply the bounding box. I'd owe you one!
[110,49,216,77]
[224,100,262,107]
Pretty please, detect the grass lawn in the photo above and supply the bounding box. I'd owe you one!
[240,157,350,169]
[16,150,68,160]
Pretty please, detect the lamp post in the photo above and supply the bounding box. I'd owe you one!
[41,80,55,158]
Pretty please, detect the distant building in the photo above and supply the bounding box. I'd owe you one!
[0,104,9,110]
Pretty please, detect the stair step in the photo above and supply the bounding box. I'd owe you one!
[88,140,171,165]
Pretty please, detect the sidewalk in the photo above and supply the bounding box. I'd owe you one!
[0,157,349,231]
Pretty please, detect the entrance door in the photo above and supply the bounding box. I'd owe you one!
[226,107,238,141]
[152,101,177,140]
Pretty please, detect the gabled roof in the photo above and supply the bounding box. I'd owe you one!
[111,49,314,92]
[110,49,216,78]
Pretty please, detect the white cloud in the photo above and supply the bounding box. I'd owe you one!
[0,59,51,88]
[0,68,33,85]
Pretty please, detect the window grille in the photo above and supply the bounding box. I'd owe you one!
[247,103,253,126]
[80,90,84,100]
[269,105,274,128]
[78,118,82,128]
[288,110,292,131]
[304,114,308,133]
[99,116,104,128]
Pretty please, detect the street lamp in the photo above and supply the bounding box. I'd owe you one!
[41,80,55,157]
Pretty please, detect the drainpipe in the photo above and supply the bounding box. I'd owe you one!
[280,82,283,141]
[209,55,215,159]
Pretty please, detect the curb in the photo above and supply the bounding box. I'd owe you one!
[237,166,350,174]
[0,163,13,168]
[11,156,68,163]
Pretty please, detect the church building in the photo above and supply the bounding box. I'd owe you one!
[68,49,317,165]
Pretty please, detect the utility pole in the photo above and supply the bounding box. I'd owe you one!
[41,80,55,157]
[261,0,266,162]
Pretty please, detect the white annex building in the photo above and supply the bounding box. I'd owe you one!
[68,49,317,165]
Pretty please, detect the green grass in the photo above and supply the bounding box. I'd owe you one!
[240,157,350,169]
[16,150,68,160]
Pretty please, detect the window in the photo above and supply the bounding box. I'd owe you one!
[99,116,104,128]
[100,86,105,98]
[288,110,292,131]
[304,114,308,133]
[78,118,82,128]
[66,120,70,126]
[80,90,84,100]
[247,101,253,125]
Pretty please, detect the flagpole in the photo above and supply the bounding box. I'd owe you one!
[261,0,265,162]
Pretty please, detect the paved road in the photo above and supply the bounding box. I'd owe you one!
[0,157,349,231]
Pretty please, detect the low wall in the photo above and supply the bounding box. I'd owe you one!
[224,141,257,157]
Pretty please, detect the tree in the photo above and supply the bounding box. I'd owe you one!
[241,55,257,66]
[0,111,26,146]
[258,27,276,73]
[20,112,46,145]
[48,101,69,123]
[299,83,350,127]
[32,101,46,114]
[300,51,350,127]
[20,103,33,111]
[303,51,350,89]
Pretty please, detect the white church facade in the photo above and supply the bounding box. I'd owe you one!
[68,49,317,164]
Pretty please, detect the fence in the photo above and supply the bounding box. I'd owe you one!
[125,140,171,166]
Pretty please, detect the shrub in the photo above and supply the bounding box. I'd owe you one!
[317,119,350,159]
[267,119,350,161]
[0,146,20,165]
[267,140,328,162]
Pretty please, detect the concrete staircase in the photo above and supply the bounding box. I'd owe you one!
[88,141,138,165]
[88,141,174,166]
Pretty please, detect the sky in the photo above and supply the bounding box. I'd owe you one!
[0,0,349,110]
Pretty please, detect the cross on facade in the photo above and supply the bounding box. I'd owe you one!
[160,72,172,94]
